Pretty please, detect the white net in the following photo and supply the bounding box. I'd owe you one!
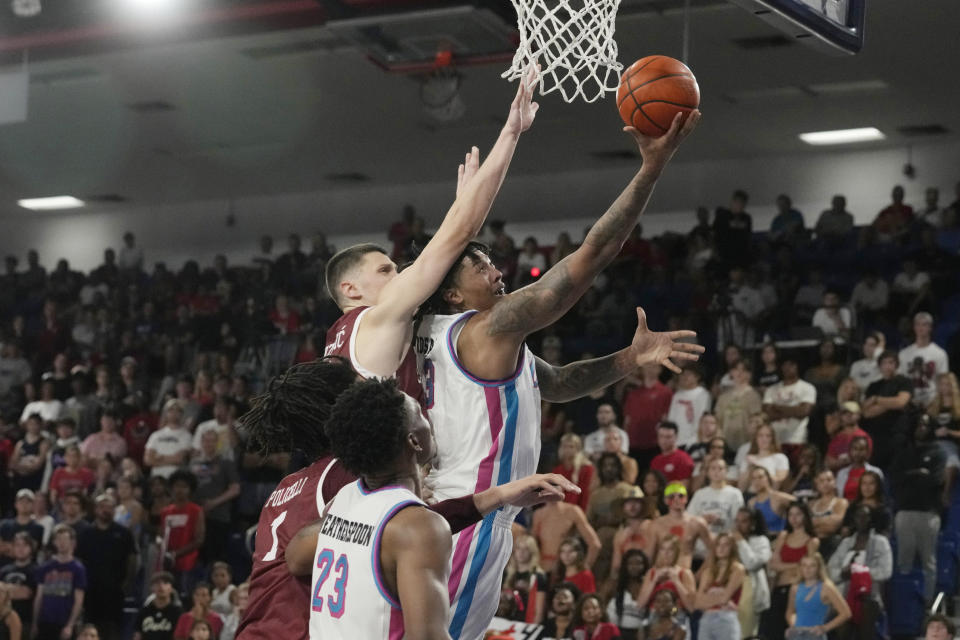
[502,0,623,103]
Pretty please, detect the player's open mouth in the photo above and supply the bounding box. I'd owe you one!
[495,285,506,296]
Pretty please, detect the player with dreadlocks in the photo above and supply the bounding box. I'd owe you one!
[236,358,576,640]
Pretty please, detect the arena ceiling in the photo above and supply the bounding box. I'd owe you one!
[0,0,957,215]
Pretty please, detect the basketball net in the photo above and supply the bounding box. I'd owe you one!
[502,0,623,103]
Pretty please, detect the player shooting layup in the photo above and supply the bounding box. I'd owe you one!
[415,109,703,639]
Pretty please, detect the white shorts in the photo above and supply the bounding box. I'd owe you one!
[447,511,515,640]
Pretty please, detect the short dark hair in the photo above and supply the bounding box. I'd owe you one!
[325,378,410,477]
[658,421,679,434]
[419,241,491,317]
[150,571,175,586]
[733,189,749,202]
[924,614,956,636]
[878,349,899,366]
[240,358,358,460]
[733,358,753,372]
[169,470,197,493]
[12,531,36,554]
[56,417,77,430]
[324,244,387,307]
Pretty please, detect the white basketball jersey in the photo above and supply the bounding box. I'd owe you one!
[415,311,542,522]
[308,480,424,640]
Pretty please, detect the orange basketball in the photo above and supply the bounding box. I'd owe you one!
[616,56,700,137]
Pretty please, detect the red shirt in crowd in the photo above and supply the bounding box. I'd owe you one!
[827,428,873,462]
[551,463,594,511]
[49,466,95,496]
[124,411,159,465]
[160,501,203,571]
[650,449,695,483]
[268,308,301,334]
[842,466,868,502]
[174,611,223,640]
[573,622,622,640]
[564,569,597,596]
[622,382,673,451]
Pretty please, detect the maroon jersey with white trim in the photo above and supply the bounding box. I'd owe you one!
[323,306,424,405]
[237,456,352,640]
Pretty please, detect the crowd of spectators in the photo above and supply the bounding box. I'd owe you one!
[0,179,957,640]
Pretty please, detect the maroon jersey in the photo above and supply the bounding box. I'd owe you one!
[238,455,480,640]
[323,306,424,405]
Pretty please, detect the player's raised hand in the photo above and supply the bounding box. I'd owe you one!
[456,146,480,198]
[505,62,540,135]
[629,307,705,375]
[624,108,701,173]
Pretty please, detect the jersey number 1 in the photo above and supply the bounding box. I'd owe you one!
[312,548,349,618]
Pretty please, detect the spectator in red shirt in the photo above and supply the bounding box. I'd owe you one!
[572,593,621,640]
[825,401,873,471]
[160,471,205,592]
[550,537,596,595]
[173,582,223,640]
[621,363,673,470]
[123,401,158,466]
[650,422,695,486]
[49,446,95,506]
[871,184,914,244]
[267,294,300,335]
[552,434,594,511]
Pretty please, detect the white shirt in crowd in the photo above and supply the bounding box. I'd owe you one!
[583,426,630,457]
[686,484,744,536]
[892,270,930,294]
[812,307,852,336]
[850,279,889,311]
[763,379,817,444]
[898,342,949,407]
[192,419,236,461]
[737,449,790,481]
[145,426,193,478]
[19,399,63,424]
[850,355,881,392]
[667,386,712,447]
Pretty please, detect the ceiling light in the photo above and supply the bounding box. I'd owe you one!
[18,196,85,211]
[799,127,885,145]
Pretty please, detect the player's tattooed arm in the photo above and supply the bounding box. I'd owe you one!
[483,113,700,340]
[285,515,327,576]
[535,353,637,403]
[534,307,704,402]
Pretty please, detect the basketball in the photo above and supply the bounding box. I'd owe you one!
[616,55,700,137]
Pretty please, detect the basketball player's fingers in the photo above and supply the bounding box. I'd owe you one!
[677,109,702,139]
[635,307,649,332]
[670,350,700,362]
[541,473,579,493]
[532,481,567,501]
[665,329,697,340]
[662,358,682,375]
[670,340,706,353]
[663,112,685,141]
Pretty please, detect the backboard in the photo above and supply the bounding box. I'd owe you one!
[727,0,865,54]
